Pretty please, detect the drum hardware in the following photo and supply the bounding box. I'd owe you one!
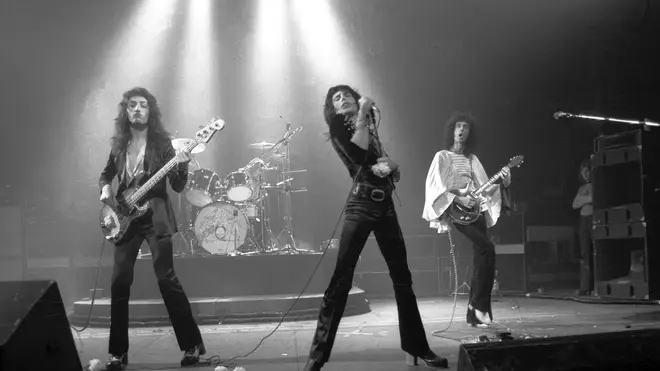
[282,169,307,174]
[137,248,152,259]
[266,120,308,254]
[248,126,302,167]
[276,177,294,187]
[172,229,197,257]
[248,141,276,149]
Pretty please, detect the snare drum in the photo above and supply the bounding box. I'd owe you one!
[185,169,224,207]
[193,202,248,256]
[225,170,253,202]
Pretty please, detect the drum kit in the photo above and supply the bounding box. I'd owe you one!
[157,125,308,258]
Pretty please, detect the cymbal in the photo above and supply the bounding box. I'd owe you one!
[172,138,205,154]
[249,141,276,149]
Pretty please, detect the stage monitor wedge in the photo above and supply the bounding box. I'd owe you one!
[0,280,82,371]
[458,329,660,371]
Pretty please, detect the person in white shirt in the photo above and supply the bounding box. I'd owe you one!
[423,112,511,326]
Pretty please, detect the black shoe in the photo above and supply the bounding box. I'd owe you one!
[181,343,206,367]
[106,353,128,371]
[576,289,593,296]
[302,358,323,371]
[405,350,449,368]
[466,307,492,327]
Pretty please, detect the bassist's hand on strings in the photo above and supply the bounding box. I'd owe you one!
[100,184,115,205]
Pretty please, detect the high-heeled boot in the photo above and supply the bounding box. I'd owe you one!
[405,349,449,368]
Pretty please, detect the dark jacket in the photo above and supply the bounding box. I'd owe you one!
[99,136,188,234]
[328,114,400,187]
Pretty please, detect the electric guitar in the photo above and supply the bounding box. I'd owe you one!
[99,118,226,242]
[447,155,524,225]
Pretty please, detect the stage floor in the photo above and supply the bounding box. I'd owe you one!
[71,294,660,371]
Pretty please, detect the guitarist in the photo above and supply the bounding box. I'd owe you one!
[422,112,512,326]
[98,87,205,370]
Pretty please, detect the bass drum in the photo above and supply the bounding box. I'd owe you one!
[193,202,248,256]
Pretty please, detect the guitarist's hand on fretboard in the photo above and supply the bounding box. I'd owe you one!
[502,167,512,187]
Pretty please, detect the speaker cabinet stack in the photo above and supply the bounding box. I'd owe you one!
[591,128,660,300]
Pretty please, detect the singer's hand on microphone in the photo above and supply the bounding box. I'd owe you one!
[358,97,375,113]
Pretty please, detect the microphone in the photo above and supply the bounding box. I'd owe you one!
[553,111,570,120]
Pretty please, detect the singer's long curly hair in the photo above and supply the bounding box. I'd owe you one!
[443,111,478,156]
[110,87,171,159]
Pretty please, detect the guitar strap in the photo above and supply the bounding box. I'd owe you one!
[469,155,489,214]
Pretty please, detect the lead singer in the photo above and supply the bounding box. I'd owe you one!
[302,85,448,370]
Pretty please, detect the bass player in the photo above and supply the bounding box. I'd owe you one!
[98,87,205,370]
[422,112,512,326]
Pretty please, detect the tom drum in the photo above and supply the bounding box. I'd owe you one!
[185,168,224,207]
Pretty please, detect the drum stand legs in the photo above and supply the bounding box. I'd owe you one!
[268,131,306,254]
[271,216,304,254]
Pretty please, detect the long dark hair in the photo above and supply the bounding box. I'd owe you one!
[443,112,478,156]
[322,84,381,141]
[323,85,362,127]
[110,87,171,158]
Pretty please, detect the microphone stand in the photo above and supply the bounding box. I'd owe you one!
[270,120,306,254]
[554,111,659,128]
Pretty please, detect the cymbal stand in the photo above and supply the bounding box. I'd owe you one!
[175,194,197,257]
[451,265,471,296]
[270,124,305,254]
[256,178,276,252]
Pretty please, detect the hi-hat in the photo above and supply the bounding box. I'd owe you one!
[249,141,276,149]
[172,138,205,154]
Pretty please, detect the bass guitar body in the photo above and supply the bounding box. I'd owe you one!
[99,173,151,243]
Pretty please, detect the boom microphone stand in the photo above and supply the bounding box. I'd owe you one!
[553,111,659,128]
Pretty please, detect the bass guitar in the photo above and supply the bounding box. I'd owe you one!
[99,117,225,242]
[447,155,524,225]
